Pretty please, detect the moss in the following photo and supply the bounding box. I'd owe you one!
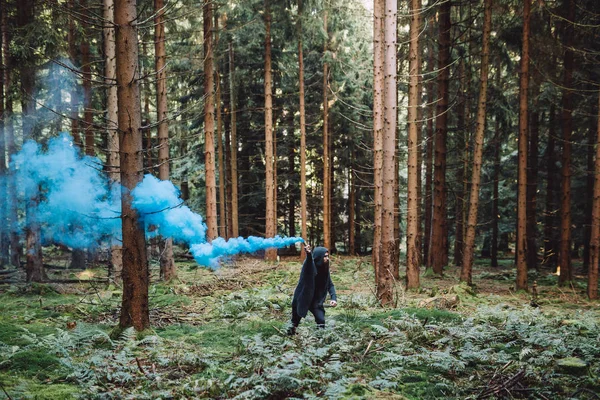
[556,357,588,376]
[3,349,62,377]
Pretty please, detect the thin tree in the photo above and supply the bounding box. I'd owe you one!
[264,0,277,261]
[516,0,531,291]
[115,0,149,331]
[204,0,218,241]
[0,0,7,266]
[526,79,540,271]
[215,13,227,239]
[406,0,421,290]
[460,0,492,285]
[377,0,397,306]
[81,0,94,157]
[372,0,385,280]
[323,6,331,250]
[423,16,435,268]
[587,90,600,300]
[558,0,575,285]
[155,0,176,280]
[104,0,122,281]
[431,0,451,275]
[298,0,307,258]
[228,42,239,238]
[543,105,558,270]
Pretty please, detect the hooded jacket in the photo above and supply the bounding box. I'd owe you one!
[292,247,337,318]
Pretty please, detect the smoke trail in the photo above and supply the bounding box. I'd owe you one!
[8,134,304,267]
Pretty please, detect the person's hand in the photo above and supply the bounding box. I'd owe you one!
[330,300,337,307]
[303,243,312,254]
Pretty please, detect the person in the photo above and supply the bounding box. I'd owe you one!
[287,243,337,335]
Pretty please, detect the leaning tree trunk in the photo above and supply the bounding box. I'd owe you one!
[115,0,150,331]
[515,0,531,291]
[264,0,277,261]
[204,0,218,241]
[405,0,421,290]
[558,0,575,286]
[377,0,397,306]
[460,0,492,286]
[431,0,451,275]
[155,0,175,280]
[587,90,600,300]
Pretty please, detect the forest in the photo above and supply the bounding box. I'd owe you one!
[0,0,599,398]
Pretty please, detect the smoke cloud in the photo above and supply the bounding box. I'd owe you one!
[4,134,304,267]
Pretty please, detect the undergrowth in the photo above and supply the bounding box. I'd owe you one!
[0,259,598,399]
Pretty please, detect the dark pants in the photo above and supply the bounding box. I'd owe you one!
[291,301,325,328]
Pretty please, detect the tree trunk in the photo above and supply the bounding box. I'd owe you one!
[406,0,421,290]
[516,0,531,291]
[115,0,150,331]
[583,103,596,272]
[431,0,451,275]
[215,14,226,239]
[527,84,540,271]
[0,0,7,267]
[491,62,501,268]
[372,0,385,280]
[228,42,239,238]
[543,105,558,270]
[155,0,175,281]
[298,0,307,258]
[377,0,397,306]
[587,90,600,300]
[424,16,435,268]
[264,0,276,261]
[322,8,331,250]
[203,0,218,241]
[349,165,356,255]
[460,0,492,286]
[454,57,467,268]
[68,0,81,148]
[81,0,94,157]
[558,0,575,286]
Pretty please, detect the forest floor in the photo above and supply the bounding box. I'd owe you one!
[0,249,598,399]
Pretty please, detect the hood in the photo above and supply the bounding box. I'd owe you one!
[312,247,329,269]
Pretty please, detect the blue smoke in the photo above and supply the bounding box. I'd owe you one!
[6,133,304,267]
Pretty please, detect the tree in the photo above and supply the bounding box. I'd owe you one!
[264,0,277,261]
[204,0,218,241]
[115,0,149,331]
[588,90,600,300]
[377,0,397,306]
[430,0,451,275]
[406,0,421,290]
[460,0,492,286]
[298,0,307,258]
[104,0,122,281]
[228,42,239,238]
[323,6,331,250]
[155,0,176,280]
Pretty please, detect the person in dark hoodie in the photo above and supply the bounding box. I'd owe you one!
[287,244,337,335]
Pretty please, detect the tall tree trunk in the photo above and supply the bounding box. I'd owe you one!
[454,57,467,267]
[516,0,531,291]
[204,0,218,241]
[215,14,226,239]
[372,0,385,280]
[264,0,276,261]
[558,0,575,285]
[0,0,7,267]
[81,0,94,157]
[349,165,356,255]
[68,0,81,148]
[298,0,307,258]
[406,0,421,290]
[491,60,501,268]
[527,84,540,271]
[543,105,558,270]
[377,0,397,306]
[424,17,435,268]
[19,0,45,282]
[587,91,600,300]
[583,103,596,272]
[155,0,175,280]
[460,0,492,285]
[322,8,331,250]
[115,0,149,331]
[431,0,451,275]
[2,2,17,267]
[228,42,239,238]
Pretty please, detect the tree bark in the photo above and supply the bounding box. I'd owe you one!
[424,16,435,268]
[228,42,239,238]
[298,0,307,258]
[460,0,492,286]
[431,0,451,275]
[215,13,227,240]
[322,8,331,250]
[516,0,531,291]
[377,0,397,306]
[406,0,421,290]
[155,0,175,281]
[0,0,7,267]
[68,0,81,148]
[454,57,467,268]
[587,90,600,300]
[81,0,94,157]
[204,0,218,241]
[527,83,540,271]
[115,0,150,331]
[543,105,558,270]
[558,0,575,285]
[264,0,277,261]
